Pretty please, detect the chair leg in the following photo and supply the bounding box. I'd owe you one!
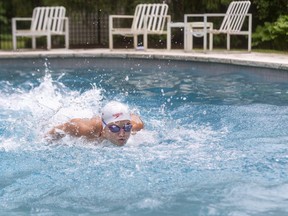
[65,33,69,49]
[32,37,36,49]
[12,35,17,50]
[109,16,113,50]
[203,33,207,52]
[184,27,187,51]
[187,34,194,51]
[167,29,171,50]
[190,34,193,50]
[186,33,192,51]
[248,33,251,52]
[227,34,230,50]
[47,35,51,50]
[209,33,213,51]
[12,20,17,50]
[184,26,192,51]
[65,19,69,49]
[143,34,148,50]
[109,33,113,50]
[134,35,138,49]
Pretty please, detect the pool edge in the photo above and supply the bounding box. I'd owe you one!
[0,49,288,71]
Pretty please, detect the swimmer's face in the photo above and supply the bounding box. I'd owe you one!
[102,120,132,146]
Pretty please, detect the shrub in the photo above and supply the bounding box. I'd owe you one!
[253,15,288,50]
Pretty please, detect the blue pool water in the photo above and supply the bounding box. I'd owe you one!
[0,57,288,215]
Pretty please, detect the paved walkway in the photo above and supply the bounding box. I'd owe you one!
[0,49,288,70]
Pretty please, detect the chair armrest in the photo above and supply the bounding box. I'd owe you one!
[184,13,227,23]
[109,15,134,29]
[109,15,134,19]
[12,17,33,22]
[12,17,33,32]
[185,13,251,21]
[12,17,33,26]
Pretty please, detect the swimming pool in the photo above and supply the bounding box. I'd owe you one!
[1,57,288,215]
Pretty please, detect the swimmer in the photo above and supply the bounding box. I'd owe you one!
[47,101,144,146]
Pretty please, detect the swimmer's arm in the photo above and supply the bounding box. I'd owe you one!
[47,117,102,139]
[131,114,144,133]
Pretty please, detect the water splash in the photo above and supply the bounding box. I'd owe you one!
[0,72,103,151]
[1,58,288,215]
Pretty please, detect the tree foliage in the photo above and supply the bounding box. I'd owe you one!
[252,0,288,21]
[0,2,7,25]
[253,15,288,50]
[251,0,288,49]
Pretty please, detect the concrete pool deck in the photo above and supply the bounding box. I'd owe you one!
[0,49,288,70]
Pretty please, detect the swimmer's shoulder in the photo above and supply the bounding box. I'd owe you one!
[71,116,102,138]
[89,116,103,134]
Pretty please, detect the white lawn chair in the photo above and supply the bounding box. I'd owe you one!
[185,1,252,52]
[109,3,171,50]
[12,6,69,50]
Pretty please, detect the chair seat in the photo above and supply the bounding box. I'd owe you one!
[14,30,48,35]
[15,30,65,36]
[210,29,251,34]
[111,28,143,35]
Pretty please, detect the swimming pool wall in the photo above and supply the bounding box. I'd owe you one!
[0,49,288,71]
[1,56,288,84]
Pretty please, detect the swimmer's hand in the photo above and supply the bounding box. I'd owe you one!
[131,114,144,134]
[45,128,66,141]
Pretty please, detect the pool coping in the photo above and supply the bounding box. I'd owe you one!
[0,49,288,70]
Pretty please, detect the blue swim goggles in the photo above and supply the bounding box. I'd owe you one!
[102,120,133,133]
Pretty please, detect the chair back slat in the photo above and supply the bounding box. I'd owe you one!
[50,7,66,32]
[219,1,251,32]
[30,6,66,32]
[158,4,168,31]
[131,3,168,32]
[147,4,155,30]
[133,4,141,30]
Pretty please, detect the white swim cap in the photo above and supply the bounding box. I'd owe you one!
[101,101,131,125]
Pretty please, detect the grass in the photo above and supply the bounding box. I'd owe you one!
[0,34,66,50]
[252,49,288,55]
[1,33,288,54]
[0,34,26,50]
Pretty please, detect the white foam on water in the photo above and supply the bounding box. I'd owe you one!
[0,72,103,151]
[127,197,164,210]
[0,69,225,153]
